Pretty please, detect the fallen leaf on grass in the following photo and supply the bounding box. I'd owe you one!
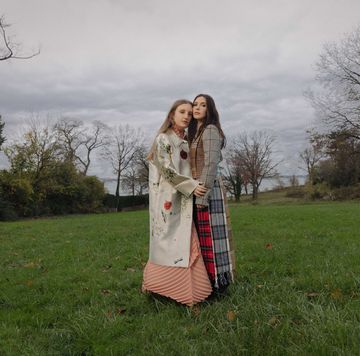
[23,262,38,268]
[105,310,113,318]
[102,265,112,272]
[40,266,48,273]
[105,307,126,319]
[351,291,358,299]
[305,291,320,298]
[126,268,136,273]
[265,243,273,250]
[191,305,201,316]
[291,318,304,326]
[268,316,280,327]
[115,307,126,315]
[101,289,112,296]
[227,310,236,321]
[330,288,342,300]
[256,284,264,289]
[25,280,33,287]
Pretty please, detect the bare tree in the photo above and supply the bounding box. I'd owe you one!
[289,175,299,187]
[222,149,243,202]
[299,129,327,184]
[76,121,108,175]
[299,147,323,185]
[54,118,83,164]
[55,118,108,175]
[102,124,145,210]
[0,15,40,61]
[306,26,360,139]
[232,131,280,200]
[122,143,149,196]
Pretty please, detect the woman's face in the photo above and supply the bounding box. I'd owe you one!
[192,96,207,120]
[173,103,192,129]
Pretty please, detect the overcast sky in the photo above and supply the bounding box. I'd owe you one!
[1,0,360,178]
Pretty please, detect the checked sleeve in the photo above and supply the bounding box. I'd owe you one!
[195,125,222,206]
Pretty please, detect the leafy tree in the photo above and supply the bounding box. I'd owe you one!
[3,119,106,216]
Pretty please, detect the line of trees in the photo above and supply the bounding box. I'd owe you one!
[301,25,360,198]
[0,117,148,220]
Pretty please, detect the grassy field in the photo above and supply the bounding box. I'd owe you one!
[1,199,360,355]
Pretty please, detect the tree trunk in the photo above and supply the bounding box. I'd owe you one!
[236,177,242,201]
[115,170,121,212]
[252,183,258,200]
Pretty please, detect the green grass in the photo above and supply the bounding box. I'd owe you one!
[1,201,360,355]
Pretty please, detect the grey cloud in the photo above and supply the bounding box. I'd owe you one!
[2,0,360,177]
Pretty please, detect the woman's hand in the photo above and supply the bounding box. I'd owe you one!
[196,204,206,209]
[194,184,207,197]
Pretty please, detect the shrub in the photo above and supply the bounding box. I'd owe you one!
[331,184,360,200]
[0,198,18,221]
[0,171,33,217]
[304,182,332,200]
[285,187,305,198]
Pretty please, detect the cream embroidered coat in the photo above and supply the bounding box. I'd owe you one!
[148,130,199,268]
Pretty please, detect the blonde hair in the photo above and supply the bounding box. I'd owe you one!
[147,99,192,160]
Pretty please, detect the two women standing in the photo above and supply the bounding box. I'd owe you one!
[142,95,235,306]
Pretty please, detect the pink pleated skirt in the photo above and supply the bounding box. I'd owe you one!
[142,224,212,306]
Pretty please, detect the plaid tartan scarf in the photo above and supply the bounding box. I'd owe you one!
[195,208,216,281]
[194,178,235,289]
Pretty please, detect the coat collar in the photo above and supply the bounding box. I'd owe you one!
[168,130,188,148]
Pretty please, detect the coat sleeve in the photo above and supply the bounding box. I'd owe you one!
[195,125,222,206]
[155,134,199,197]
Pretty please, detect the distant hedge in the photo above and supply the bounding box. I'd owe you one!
[103,194,149,210]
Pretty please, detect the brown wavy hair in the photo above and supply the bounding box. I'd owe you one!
[147,99,192,160]
[188,94,226,148]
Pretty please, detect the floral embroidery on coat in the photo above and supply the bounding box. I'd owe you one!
[161,166,176,183]
[159,141,172,158]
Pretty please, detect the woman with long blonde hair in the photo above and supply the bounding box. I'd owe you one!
[142,99,212,306]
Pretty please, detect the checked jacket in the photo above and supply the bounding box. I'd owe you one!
[190,124,235,287]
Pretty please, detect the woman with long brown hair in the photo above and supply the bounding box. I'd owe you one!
[142,99,212,306]
[188,94,235,293]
